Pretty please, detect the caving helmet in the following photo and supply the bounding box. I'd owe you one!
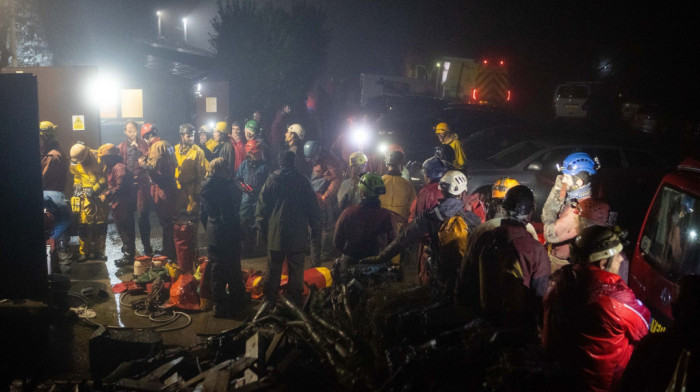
[492,177,520,200]
[287,124,305,140]
[558,152,600,176]
[245,139,260,155]
[349,151,368,167]
[434,122,450,134]
[358,172,386,198]
[422,156,447,181]
[39,121,57,138]
[570,225,623,264]
[179,123,196,135]
[385,150,405,166]
[140,123,156,138]
[245,120,259,134]
[304,140,320,159]
[215,121,229,134]
[69,142,89,165]
[502,185,536,217]
[97,143,118,158]
[439,170,468,196]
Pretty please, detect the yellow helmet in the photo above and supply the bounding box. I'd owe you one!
[434,122,450,134]
[39,121,57,138]
[214,121,229,134]
[492,177,520,199]
[349,151,368,166]
[97,143,118,158]
[69,143,89,165]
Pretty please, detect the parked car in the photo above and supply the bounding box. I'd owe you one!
[630,104,665,134]
[628,158,700,333]
[553,82,601,118]
[465,134,671,236]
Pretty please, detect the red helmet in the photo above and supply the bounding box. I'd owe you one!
[245,139,260,154]
[388,143,404,154]
[140,123,156,138]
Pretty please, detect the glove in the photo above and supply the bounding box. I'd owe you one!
[83,187,94,198]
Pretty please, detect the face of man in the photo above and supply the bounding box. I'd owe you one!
[213,131,221,142]
[199,132,208,145]
[181,132,195,146]
[253,112,261,122]
[285,130,296,144]
[232,126,242,142]
[125,123,138,142]
[245,129,255,141]
[605,252,623,275]
[436,131,450,144]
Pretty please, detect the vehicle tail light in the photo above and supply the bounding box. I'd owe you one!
[472,89,477,100]
[507,90,511,101]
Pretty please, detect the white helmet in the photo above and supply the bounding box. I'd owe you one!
[287,123,305,140]
[439,170,468,196]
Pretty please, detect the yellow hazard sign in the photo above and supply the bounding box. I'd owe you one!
[72,115,85,131]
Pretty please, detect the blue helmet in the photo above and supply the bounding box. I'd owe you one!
[559,152,599,176]
[422,156,447,181]
[303,140,320,159]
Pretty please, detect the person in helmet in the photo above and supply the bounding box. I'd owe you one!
[434,122,466,170]
[244,119,270,163]
[138,123,177,260]
[39,121,68,192]
[543,225,650,392]
[118,120,153,256]
[97,144,136,267]
[380,149,416,222]
[236,139,269,257]
[211,121,237,176]
[70,142,108,262]
[256,150,323,306]
[174,123,209,217]
[408,156,448,284]
[334,172,398,281]
[363,170,481,296]
[337,151,367,212]
[200,157,247,318]
[487,177,520,220]
[434,144,456,170]
[285,123,310,177]
[196,125,217,162]
[306,140,342,261]
[541,152,615,274]
[230,122,246,171]
[455,186,551,333]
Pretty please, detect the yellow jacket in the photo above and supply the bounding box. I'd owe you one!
[447,138,466,170]
[379,173,416,221]
[174,143,208,189]
[70,151,106,193]
[205,139,218,154]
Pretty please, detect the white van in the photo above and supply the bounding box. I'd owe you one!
[553,82,599,118]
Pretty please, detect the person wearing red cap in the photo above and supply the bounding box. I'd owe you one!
[236,139,269,257]
[138,123,177,260]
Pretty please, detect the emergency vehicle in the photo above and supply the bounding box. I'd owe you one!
[440,57,511,106]
[628,158,700,333]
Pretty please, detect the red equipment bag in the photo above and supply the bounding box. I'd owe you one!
[165,273,200,310]
[173,221,196,274]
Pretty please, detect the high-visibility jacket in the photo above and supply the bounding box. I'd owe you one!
[379,173,416,222]
[175,143,208,214]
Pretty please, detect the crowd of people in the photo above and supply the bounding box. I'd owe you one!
[38,112,696,391]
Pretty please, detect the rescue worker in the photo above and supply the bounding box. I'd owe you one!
[363,171,481,296]
[244,120,270,163]
[138,123,177,260]
[230,122,246,172]
[334,172,398,281]
[337,151,367,212]
[201,157,247,318]
[118,120,153,256]
[541,152,623,276]
[487,177,521,220]
[380,149,416,221]
[197,125,217,162]
[286,124,310,178]
[543,225,650,392]
[70,142,108,262]
[408,156,448,285]
[256,150,322,306]
[97,144,136,267]
[39,121,68,192]
[455,185,551,334]
[306,140,342,261]
[43,190,71,261]
[174,123,208,217]
[212,121,237,176]
[434,122,466,170]
[236,139,269,257]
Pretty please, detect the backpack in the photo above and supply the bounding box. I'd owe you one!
[436,214,469,288]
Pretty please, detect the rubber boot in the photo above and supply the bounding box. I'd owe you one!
[94,223,108,261]
[77,224,91,262]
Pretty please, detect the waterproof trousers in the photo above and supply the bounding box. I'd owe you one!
[78,196,108,256]
[264,250,305,306]
[151,184,176,260]
[207,243,246,313]
[113,201,136,259]
[136,185,152,255]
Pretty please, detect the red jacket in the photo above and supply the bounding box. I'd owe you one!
[103,162,135,209]
[409,181,443,223]
[118,138,149,188]
[543,264,650,392]
[232,138,246,172]
[334,198,397,260]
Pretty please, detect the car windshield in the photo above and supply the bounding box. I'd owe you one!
[485,141,542,168]
[557,85,588,99]
[639,186,700,280]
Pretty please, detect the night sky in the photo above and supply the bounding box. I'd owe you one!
[37,0,698,114]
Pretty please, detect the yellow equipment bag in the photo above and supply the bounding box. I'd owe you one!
[437,215,468,265]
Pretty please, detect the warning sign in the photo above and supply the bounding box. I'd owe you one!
[72,115,85,131]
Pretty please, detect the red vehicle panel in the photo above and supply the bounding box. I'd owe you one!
[628,158,700,332]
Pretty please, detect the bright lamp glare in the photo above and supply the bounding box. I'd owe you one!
[87,72,120,109]
[208,121,215,129]
[351,125,371,147]
[378,143,388,154]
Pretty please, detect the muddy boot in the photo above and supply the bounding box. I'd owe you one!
[114,254,134,268]
[93,223,108,261]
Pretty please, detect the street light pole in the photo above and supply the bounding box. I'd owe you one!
[434,62,441,98]
[182,17,188,42]
[156,11,162,38]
